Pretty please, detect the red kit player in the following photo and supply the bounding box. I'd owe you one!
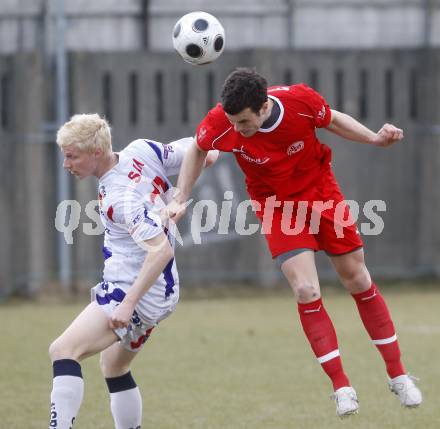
[168,68,422,417]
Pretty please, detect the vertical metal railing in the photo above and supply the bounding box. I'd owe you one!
[55,0,72,291]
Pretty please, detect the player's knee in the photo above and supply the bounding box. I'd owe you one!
[48,338,63,362]
[292,280,320,303]
[341,267,371,293]
[48,337,76,362]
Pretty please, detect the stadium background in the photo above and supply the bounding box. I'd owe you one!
[0,0,439,297]
[1,2,439,428]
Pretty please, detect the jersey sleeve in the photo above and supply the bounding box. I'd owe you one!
[195,104,232,151]
[111,197,163,244]
[162,137,193,176]
[291,84,332,128]
[137,138,193,177]
[196,115,216,151]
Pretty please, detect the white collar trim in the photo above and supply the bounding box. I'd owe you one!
[258,95,284,133]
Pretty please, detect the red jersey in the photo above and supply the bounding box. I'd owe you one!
[196,84,332,201]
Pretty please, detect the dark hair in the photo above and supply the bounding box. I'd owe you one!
[221,68,268,115]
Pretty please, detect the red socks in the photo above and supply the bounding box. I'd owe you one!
[297,284,404,390]
[298,298,350,390]
[352,283,405,378]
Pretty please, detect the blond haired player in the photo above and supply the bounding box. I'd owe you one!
[48,113,217,429]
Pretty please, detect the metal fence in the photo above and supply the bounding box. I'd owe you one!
[0,48,439,297]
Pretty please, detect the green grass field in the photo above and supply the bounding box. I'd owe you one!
[1,286,439,428]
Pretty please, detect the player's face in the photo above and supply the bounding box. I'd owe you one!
[62,145,100,179]
[225,102,269,138]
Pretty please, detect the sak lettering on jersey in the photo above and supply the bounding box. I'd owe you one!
[128,158,145,183]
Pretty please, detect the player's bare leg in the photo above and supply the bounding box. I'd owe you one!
[100,343,142,429]
[48,302,119,429]
[331,248,422,408]
[280,250,321,303]
[101,342,138,378]
[49,302,118,361]
[280,250,358,417]
[329,248,371,294]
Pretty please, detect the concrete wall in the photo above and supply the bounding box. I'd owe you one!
[0,1,440,53]
[0,48,439,296]
[0,53,57,296]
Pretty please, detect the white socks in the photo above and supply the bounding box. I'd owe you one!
[49,360,84,429]
[110,387,142,429]
[106,372,142,429]
[49,362,142,428]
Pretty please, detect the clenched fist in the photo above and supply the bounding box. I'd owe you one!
[372,123,404,147]
[109,300,135,330]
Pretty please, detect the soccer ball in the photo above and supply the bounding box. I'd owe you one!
[172,11,225,65]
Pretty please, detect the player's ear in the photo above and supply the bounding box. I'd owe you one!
[93,147,103,158]
[259,100,270,116]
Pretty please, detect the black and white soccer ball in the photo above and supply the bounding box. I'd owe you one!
[172,11,225,65]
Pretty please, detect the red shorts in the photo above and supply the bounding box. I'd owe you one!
[254,170,363,258]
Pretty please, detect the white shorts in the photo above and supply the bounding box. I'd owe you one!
[91,281,179,352]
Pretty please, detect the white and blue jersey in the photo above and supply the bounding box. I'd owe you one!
[94,137,191,327]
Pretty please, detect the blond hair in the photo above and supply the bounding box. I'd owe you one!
[56,113,112,153]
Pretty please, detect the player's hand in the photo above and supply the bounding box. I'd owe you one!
[162,198,188,223]
[109,300,135,330]
[372,123,404,147]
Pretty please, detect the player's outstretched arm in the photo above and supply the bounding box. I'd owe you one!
[326,109,404,147]
[109,232,174,329]
[205,149,220,168]
[168,141,208,222]
[176,140,208,200]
